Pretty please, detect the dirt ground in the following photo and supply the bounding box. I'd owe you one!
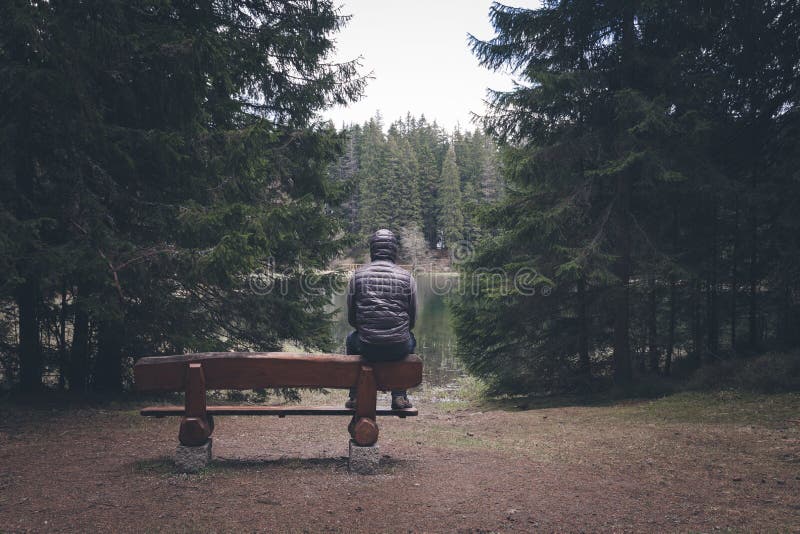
[1,390,799,532]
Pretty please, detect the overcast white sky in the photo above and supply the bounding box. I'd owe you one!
[322,1,539,132]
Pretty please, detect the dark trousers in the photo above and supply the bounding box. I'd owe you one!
[346,330,416,398]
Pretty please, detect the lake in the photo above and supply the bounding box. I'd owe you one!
[330,272,464,388]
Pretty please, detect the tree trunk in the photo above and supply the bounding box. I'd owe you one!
[611,4,636,387]
[778,286,792,348]
[93,318,125,393]
[612,204,633,384]
[665,203,678,376]
[17,276,42,392]
[647,274,659,373]
[748,187,759,349]
[14,89,41,392]
[577,277,591,381]
[730,199,739,353]
[706,198,719,361]
[58,283,68,390]
[690,277,703,365]
[69,306,90,394]
[665,275,677,376]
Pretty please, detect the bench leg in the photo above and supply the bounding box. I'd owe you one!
[175,363,213,472]
[178,363,213,447]
[349,365,381,473]
[352,364,379,446]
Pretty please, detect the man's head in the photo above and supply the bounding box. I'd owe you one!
[369,229,398,262]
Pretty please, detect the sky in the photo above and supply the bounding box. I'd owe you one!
[322,1,539,132]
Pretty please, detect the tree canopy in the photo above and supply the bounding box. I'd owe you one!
[329,114,501,254]
[452,0,800,394]
[0,0,365,392]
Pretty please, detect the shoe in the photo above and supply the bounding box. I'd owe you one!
[345,397,357,410]
[391,395,413,410]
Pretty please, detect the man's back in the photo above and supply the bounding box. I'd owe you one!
[349,260,416,345]
[344,228,416,408]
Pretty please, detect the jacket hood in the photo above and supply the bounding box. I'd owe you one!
[369,229,398,262]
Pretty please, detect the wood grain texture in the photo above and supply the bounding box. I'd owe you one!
[353,365,379,446]
[355,365,377,420]
[140,406,418,417]
[178,363,212,446]
[178,417,212,447]
[134,352,422,391]
[353,417,379,447]
[184,363,206,418]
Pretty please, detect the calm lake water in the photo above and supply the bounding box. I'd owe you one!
[330,272,464,387]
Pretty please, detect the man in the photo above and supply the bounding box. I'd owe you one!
[345,229,416,409]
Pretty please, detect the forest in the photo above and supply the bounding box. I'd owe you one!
[0,1,364,393]
[2,2,800,531]
[1,0,799,399]
[453,1,800,394]
[329,114,501,256]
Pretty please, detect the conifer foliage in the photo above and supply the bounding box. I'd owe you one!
[0,1,365,392]
[453,0,800,394]
[330,114,501,252]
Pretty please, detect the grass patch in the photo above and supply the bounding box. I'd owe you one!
[412,376,490,410]
[132,457,175,476]
[687,351,800,393]
[612,390,800,426]
[404,424,490,450]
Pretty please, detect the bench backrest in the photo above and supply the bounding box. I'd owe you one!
[134,352,423,392]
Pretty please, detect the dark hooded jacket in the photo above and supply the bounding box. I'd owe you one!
[347,229,416,345]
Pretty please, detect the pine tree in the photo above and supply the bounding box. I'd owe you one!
[408,116,447,246]
[330,126,361,233]
[386,128,422,231]
[455,130,500,239]
[454,1,696,390]
[437,144,464,248]
[357,116,391,234]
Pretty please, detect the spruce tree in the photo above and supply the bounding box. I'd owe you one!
[437,144,464,248]
[356,116,391,235]
[455,1,692,390]
[386,127,422,231]
[408,116,448,246]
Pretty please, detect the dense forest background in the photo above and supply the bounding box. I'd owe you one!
[452,0,800,395]
[0,1,364,393]
[1,0,799,400]
[329,114,501,260]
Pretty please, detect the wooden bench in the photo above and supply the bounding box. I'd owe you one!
[134,352,423,450]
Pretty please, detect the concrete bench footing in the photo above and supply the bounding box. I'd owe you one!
[348,439,380,474]
[175,439,212,473]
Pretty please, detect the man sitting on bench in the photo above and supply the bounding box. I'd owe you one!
[345,229,416,410]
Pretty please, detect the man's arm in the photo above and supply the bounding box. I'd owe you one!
[347,274,357,328]
[408,276,417,330]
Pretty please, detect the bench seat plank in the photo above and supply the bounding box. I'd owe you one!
[140,405,418,417]
[134,352,422,392]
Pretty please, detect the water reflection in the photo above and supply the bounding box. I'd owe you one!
[330,273,464,387]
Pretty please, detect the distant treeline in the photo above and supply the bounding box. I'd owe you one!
[330,114,502,255]
[452,1,800,394]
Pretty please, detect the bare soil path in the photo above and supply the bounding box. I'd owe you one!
[1,391,798,532]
